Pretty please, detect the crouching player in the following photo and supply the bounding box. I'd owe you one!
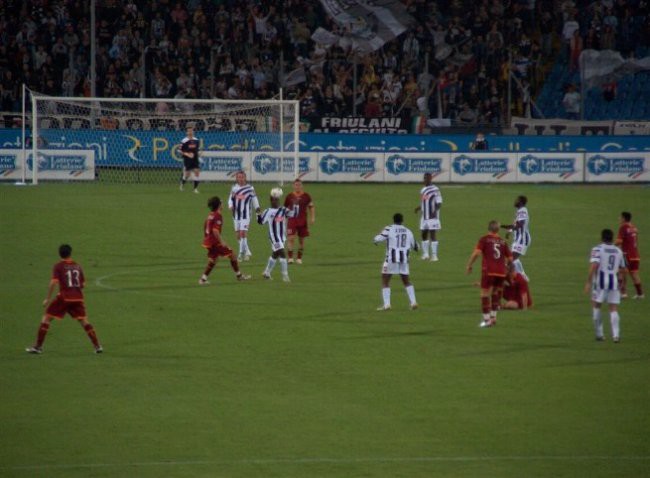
[502,269,533,310]
[466,220,512,327]
[199,196,251,285]
[258,188,298,282]
[26,244,102,354]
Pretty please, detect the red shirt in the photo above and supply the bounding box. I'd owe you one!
[617,222,639,260]
[284,192,312,226]
[503,273,533,308]
[475,233,512,277]
[52,259,85,302]
[203,210,224,247]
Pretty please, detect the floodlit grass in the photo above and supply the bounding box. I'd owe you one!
[1,182,648,478]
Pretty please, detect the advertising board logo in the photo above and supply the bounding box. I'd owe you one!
[200,156,242,173]
[319,154,377,178]
[252,154,311,176]
[587,155,646,177]
[518,154,577,178]
[0,154,17,175]
[385,155,443,176]
[27,154,88,175]
[452,155,510,178]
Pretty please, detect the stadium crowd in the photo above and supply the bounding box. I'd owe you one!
[1,0,648,126]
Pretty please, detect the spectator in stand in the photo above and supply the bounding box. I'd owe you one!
[562,83,581,119]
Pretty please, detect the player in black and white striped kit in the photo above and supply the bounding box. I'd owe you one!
[257,189,298,282]
[373,213,419,311]
[228,171,260,261]
[585,229,626,342]
[502,195,531,280]
[415,173,443,261]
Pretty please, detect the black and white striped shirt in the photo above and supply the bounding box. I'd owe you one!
[419,185,443,220]
[258,206,298,245]
[374,224,417,264]
[590,243,625,291]
[228,184,260,221]
[513,206,531,246]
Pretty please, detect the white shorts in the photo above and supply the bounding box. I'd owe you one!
[512,242,529,256]
[270,240,285,252]
[420,218,441,231]
[592,288,621,304]
[382,261,410,275]
[234,219,250,232]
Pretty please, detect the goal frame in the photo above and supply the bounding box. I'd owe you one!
[27,91,300,185]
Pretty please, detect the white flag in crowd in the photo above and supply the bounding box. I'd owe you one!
[317,0,414,53]
[284,67,307,87]
[580,49,650,90]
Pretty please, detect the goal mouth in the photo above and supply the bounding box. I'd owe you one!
[20,91,300,185]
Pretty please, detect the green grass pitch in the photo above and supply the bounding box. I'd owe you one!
[1,181,648,478]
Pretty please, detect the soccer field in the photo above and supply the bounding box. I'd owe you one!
[1,182,648,478]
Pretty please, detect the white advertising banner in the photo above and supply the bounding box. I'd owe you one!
[516,153,583,182]
[0,149,24,181]
[585,152,650,182]
[27,149,95,180]
[383,152,451,183]
[450,153,517,183]
[199,151,250,181]
[249,152,318,182]
[316,152,384,182]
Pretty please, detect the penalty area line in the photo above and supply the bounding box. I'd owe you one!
[4,455,650,471]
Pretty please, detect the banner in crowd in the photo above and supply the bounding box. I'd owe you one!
[450,153,517,182]
[516,153,583,182]
[579,50,650,90]
[311,116,409,134]
[509,118,614,136]
[0,149,25,181]
[613,121,650,135]
[584,152,650,182]
[318,0,413,53]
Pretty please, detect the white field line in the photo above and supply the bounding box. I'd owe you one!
[3,455,650,471]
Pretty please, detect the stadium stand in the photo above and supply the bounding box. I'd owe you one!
[1,0,647,125]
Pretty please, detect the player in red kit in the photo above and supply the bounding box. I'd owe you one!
[26,244,102,354]
[466,220,513,327]
[502,270,533,310]
[616,211,644,299]
[284,179,315,264]
[199,196,251,285]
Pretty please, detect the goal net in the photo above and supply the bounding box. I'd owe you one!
[26,92,300,184]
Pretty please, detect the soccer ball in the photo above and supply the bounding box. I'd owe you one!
[270,187,283,198]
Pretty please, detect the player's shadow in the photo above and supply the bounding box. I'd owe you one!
[343,329,439,340]
[545,354,650,368]
[92,284,200,293]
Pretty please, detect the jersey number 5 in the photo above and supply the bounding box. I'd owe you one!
[493,243,501,259]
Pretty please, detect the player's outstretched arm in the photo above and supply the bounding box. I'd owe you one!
[309,203,315,224]
[466,250,481,274]
[43,279,57,307]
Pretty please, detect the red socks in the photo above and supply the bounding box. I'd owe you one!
[35,322,50,348]
[203,261,215,277]
[635,283,643,296]
[481,297,490,314]
[84,323,100,348]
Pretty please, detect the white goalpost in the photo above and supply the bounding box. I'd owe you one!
[25,90,300,185]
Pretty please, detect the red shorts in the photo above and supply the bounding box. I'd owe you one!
[207,245,234,260]
[626,258,640,273]
[481,274,505,290]
[287,223,309,238]
[46,296,87,320]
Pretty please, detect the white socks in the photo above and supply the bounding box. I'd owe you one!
[279,258,288,277]
[421,240,430,257]
[265,257,276,275]
[610,311,620,339]
[382,287,391,308]
[405,285,416,306]
[239,238,246,257]
[431,241,438,257]
[592,308,603,338]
